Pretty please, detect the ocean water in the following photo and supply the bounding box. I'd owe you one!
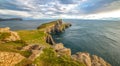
[0,19,120,66]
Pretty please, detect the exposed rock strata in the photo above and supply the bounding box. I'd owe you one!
[39,19,111,66]
[21,44,44,61]
[53,43,71,56]
[72,52,111,66]
[0,20,110,66]
[53,43,111,66]
[46,34,55,45]
[0,51,25,66]
[37,19,71,45]
[37,19,71,34]
[0,27,20,42]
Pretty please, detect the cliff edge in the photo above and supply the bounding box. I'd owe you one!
[0,27,20,43]
[37,19,111,66]
[0,19,111,66]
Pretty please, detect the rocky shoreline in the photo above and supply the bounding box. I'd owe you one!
[37,19,111,66]
[0,19,111,66]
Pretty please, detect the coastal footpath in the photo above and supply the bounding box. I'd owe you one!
[0,19,111,66]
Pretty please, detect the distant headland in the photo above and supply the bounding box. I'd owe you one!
[0,18,22,21]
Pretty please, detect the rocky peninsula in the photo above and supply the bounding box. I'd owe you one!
[0,19,111,66]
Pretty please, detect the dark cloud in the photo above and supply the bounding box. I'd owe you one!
[0,0,30,11]
[95,0,120,13]
[58,0,75,4]
[78,0,120,14]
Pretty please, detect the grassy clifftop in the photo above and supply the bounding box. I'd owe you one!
[0,19,111,66]
[0,19,84,66]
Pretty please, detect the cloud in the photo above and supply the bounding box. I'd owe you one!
[0,9,32,17]
[0,0,120,19]
[58,0,76,4]
[81,9,120,19]
[95,0,120,13]
[77,0,120,14]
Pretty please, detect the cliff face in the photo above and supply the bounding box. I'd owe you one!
[0,20,111,66]
[72,52,111,66]
[0,27,20,42]
[52,43,111,66]
[53,43,71,56]
[37,19,111,66]
[45,34,55,45]
[37,19,71,34]
[37,19,71,45]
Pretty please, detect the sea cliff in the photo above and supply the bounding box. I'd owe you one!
[0,19,111,66]
[37,19,111,66]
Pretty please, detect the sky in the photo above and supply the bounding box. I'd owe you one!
[0,0,120,19]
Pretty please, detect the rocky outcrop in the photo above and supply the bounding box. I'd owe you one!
[37,19,71,34]
[21,44,44,61]
[53,44,111,66]
[37,19,111,66]
[46,34,55,45]
[72,52,111,66]
[91,55,111,66]
[52,20,71,33]
[53,43,71,56]
[0,27,20,42]
[37,19,71,45]
[0,51,25,66]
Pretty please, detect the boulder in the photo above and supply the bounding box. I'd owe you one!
[58,48,71,56]
[0,27,10,32]
[53,43,71,56]
[0,51,25,66]
[0,27,20,42]
[52,43,64,50]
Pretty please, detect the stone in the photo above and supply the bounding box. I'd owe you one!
[28,49,43,61]
[53,43,71,56]
[46,34,55,45]
[21,44,44,61]
[0,27,20,42]
[91,55,111,66]
[72,52,111,66]
[3,31,20,41]
[0,51,25,66]
[0,27,10,32]
[53,43,64,50]
[58,48,71,56]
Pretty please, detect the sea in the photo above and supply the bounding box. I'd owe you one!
[0,19,120,66]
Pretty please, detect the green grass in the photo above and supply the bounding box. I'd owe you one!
[37,20,68,33]
[33,48,85,66]
[17,30,50,47]
[0,32,11,40]
[37,21,57,30]
[0,41,31,57]
[0,20,86,66]
[15,59,32,66]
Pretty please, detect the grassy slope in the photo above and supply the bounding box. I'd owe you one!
[33,48,85,66]
[0,20,85,66]
[17,30,50,47]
